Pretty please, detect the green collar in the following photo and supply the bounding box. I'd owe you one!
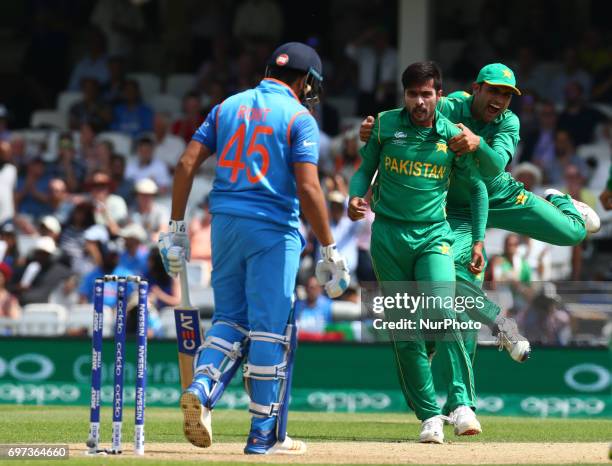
[401,107,446,135]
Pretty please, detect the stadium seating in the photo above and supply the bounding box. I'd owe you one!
[67,303,115,337]
[96,131,133,157]
[30,110,67,131]
[17,303,68,336]
[127,72,162,101]
[56,91,83,117]
[166,73,195,99]
[149,93,182,117]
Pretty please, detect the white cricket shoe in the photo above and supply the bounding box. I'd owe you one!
[495,316,531,362]
[180,391,212,448]
[451,406,482,436]
[545,189,601,233]
[265,436,307,455]
[419,415,446,444]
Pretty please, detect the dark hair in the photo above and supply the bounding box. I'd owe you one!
[266,65,306,86]
[66,201,96,229]
[401,61,442,91]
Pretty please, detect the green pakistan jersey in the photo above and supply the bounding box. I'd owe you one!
[349,107,488,241]
[438,92,586,246]
[438,93,520,187]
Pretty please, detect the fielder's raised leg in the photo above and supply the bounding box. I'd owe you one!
[159,42,349,455]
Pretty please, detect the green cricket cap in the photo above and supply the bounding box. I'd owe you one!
[476,63,521,95]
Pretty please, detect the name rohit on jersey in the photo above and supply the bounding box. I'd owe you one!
[384,156,448,179]
[237,105,271,122]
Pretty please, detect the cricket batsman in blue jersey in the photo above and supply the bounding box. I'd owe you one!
[159,42,350,455]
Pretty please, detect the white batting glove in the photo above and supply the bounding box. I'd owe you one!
[315,243,351,298]
[158,220,190,276]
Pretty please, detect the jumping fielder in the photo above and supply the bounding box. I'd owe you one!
[349,62,486,444]
[159,42,350,455]
[360,63,601,365]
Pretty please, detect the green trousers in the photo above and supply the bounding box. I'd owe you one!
[438,190,586,414]
[488,176,586,246]
[370,215,475,421]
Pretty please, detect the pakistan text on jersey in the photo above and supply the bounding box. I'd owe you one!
[383,156,448,180]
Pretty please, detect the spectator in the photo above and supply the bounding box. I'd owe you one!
[346,27,397,116]
[118,223,149,275]
[69,78,112,130]
[78,240,133,306]
[327,190,358,275]
[103,55,127,105]
[0,222,22,269]
[77,122,99,175]
[562,164,597,210]
[129,178,168,242]
[519,101,557,168]
[335,131,362,182]
[145,246,180,310]
[39,215,62,244]
[172,92,204,144]
[520,285,571,346]
[47,178,75,224]
[15,236,72,306]
[195,36,233,94]
[9,135,31,172]
[83,139,113,179]
[88,171,127,232]
[546,130,588,185]
[189,196,212,285]
[562,164,597,280]
[52,133,86,192]
[15,157,52,219]
[0,104,10,142]
[109,154,133,204]
[551,48,592,105]
[512,163,543,196]
[296,276,333,335]
[58,201,96,276]
[233,0,283,45]
[125,136,171,192]
[0,262,20,322]
[67,28,109,91]
[557,81,606,146]
[152,112,186,170]
[492,233,533,314]
[111,80,153,138]
[0,140,17,224]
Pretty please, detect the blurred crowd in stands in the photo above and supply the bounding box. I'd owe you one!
[0,0,610,345]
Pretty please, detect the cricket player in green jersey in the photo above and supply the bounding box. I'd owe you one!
[349,62,486,444]
[359,63,601,364]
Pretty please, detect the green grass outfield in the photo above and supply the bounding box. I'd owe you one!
[0,405,610,465]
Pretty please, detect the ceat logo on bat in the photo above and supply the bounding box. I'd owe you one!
[276,54,289,66]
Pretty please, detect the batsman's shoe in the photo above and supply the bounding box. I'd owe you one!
[451,406,482,436]
[495,316,531,362]
[180,386,212,448]
[545,189,601,233]
[418,415,446,444]
[244,433,306,455]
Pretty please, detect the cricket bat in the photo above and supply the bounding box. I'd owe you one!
[174,264,203,390]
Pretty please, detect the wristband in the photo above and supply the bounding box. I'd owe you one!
[169,219,186,233]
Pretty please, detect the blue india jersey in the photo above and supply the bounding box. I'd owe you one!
[192,78,319,229]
